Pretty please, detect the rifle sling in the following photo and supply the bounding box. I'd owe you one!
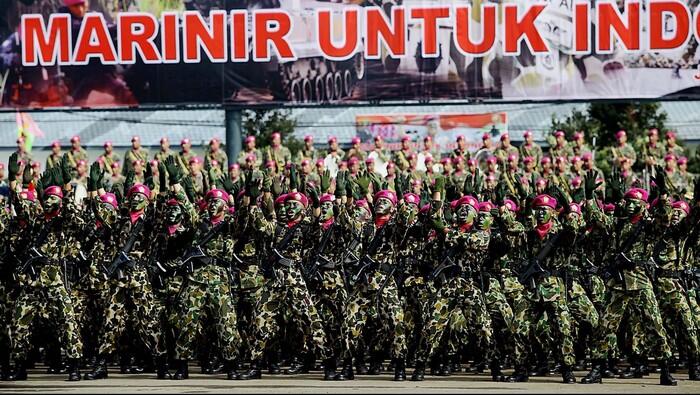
[534,231,562,263]
[616,221,645,260]
[118,218,146,258]
[194,221,226,250]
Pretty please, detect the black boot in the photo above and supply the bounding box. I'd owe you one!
[689,359,700,381]
[285,356,308,375]
[490,359,506,382]
[561,364,576,384]
[156,355,171,379]
[323,358,338,381]
[507,365,529,382]
[66,358,81,381]
[224,360,241,380]
[83,357,108,380]
[393,358,406,381]
[603,358,620,378]
[410,361,425,381]
[6,359,28,381]
[368,352,382,375]
[172,360,188,380]
[355,352,368,375]
[47,349,66,374]
[581,360,604,384]
[337,358,354,380]
[239,361,261,380]
[659,360,677,386]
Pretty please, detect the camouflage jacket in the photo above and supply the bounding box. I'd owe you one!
[152,190,198,272]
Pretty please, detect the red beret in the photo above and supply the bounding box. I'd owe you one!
[615,130,626,139]
[70,135,80,143]
[569,202,582,214]
[127,184,151,199]
[554,130,565,138]
[320,193,334,204]
[678,156,688,165]
[648,128,658,136]
[304,135,313,142]
[532,194,557,209]
[402,193,420,206]
[355,199,371,215]
[19,188,36,202]
[624,188,649,202]
[274,193,288,207]
[500,134,509,141]
[401,135,411,142]
[541,156,552,164]
[419,203,431,214]
[672,200,690,214]
[286,192,309,208]
[206,189,229,203]
[523,130,532,138]
[44,185,63,199]
[523,156,534,164]
[479,201,494,212]
[374,190,397,206]
[502,199,518,212]
[456,195,478,211]
[486,156,497,164]
[100,193,118,209]
[351,137,361,144]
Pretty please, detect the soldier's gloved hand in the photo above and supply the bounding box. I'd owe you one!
[320,170,331,194]
[433,176,445,199]
[22,164,33,188]
[355,171,371,196]
[181,176,197,203]
[651,165,670,196]
[271,175,284,196]
[607,167,624,202]
[7,152,19,182]
[248,171,263,199]
[165,156,181,185]
[52,165,65,187]
[262,168,273,193]
[144,161,155,190]
[308,184,321,208]
[158,162,167,190]
[60,153,73,184]
[335,171,347,198]
[124,169,135,191]
[583,170,602,200]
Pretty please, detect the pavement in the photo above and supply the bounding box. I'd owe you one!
[1,369,699,394]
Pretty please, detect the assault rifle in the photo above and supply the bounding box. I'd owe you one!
[16,247,46,282]
[105,219,145,280]
[517,232,561,290]
[177,221,225,274]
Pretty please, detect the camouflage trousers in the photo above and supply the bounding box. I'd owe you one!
[98,267,166,357]
[512,282,575,367]
[590,286,672,361]
[312,270,348,358]
[342,272,407,360]
[416,276,493,362]
[655,278,700,359]
[10,265,83,361]
[585,275,607,312]
[484,277,515,357]
[70,278,110,357]
[0,281,15,363]
[402,279,434,361]
[174,274,241,361]
[568,280,600,332]
[249,266,328,362]
[690,287,700,333]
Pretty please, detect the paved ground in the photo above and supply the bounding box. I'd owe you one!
[1,369,699,394]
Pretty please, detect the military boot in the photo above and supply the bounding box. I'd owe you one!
[368,352,382,375]
[659,360,677,386]
[603,358,620,378]
[67,358,81,381]
[561,365,576,384]
[393,358,406,381]
[239,361,262,380]
[581,360,604,384]
[46,349,66,374]
[155,355,171,379]
[337,358,354,380]
[285,356,308,375]
[507,365,529,382]
[688,358,700,381]
[354,351,368,375]
[224,360,241,380]
[172,360,188,380]
[323,358,338,381]
[490,359,506,382]
[5,360,28,381]
[410,361,425,381]
[83,356,108,380]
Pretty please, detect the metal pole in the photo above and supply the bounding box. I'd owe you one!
[225,108,242,167]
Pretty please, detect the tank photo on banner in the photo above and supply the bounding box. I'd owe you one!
[3,0,700,109]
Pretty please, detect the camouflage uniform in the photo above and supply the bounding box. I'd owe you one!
[612,143,637,166]
[9,189,84,366]
[205,149,228,171]
[264,146,292,171]
[520,143,543,165]
[174,199,241,365]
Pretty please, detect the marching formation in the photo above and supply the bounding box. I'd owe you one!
[1,129,700,387]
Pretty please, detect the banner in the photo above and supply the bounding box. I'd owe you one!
[355,112,507,154]
[3,0,700,109]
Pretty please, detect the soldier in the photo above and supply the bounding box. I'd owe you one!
[172,184,242,381]
[549,131,571,161]
[479,133,496,155]
[569,131,592,158]
[393,136,413,172]
[581,168,677,386]
[451,135,469,162]
[324,137,345,177]
[494,134,519,165]
[297,135,318,163]
[520,131,543,166]
[676,157,695,196]
[178,139,196,174]
[344,137,365,163]
[239,169,334,380]
[507,193,577,384]
[67,135,88,174]
[652,199,700,380]
[665,131,685,160]
[155,137,174,163]
[641,128,666,168]
[611,130,637,167]
[337,186,408,381]
[237,136,262,168]
[13,136,32,166]
[124,136,150,176]
[98,141,119,177]
[46,141,62,170]
[84,180,170,380]
[205,138,228,172]
[6,155,84,381]
[263,133,291,172]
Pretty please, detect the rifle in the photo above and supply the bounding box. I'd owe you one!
[517,232,562,290]
[15,220,52,282]
[349,225,387,286]
[603,221,645,284]
[265,222,303,280]
[177,221,225,274]
[303,224,336,288]
[65,250,90,288]
[105,218,145,280]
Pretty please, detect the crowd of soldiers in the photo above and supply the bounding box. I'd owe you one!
[0,127,699,387]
